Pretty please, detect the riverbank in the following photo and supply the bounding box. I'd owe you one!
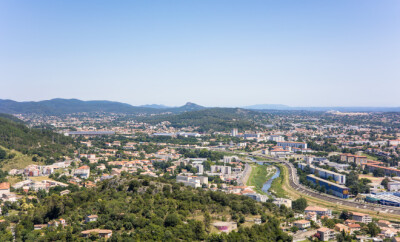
[269,163,288,198]
[246,164,276,195]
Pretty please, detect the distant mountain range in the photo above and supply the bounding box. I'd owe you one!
[0,98,399,115]
[244,104,400,112]
[0,99,205,115]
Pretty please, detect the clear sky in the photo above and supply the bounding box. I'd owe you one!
[0,1,399,107]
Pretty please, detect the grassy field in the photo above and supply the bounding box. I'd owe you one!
[247,164,275,195]
[361,152,378,161]
[0,146,43,171]
[269,164,288,198]
[7,176,23,185]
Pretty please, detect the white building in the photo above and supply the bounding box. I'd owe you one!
[268,135,285,142]
[231,128,238,137]
[317,227,335,241]
[294,220,311,229]
[277,141,307,150]
[388,181,400,192]
[298,163,346,184]
[176,175,208,188]
[351,212,372,223]
[305,206,332,216]
[210,165,231,175]
[273,198,292,208]
[194,164,204,174]
[74,165,90,179]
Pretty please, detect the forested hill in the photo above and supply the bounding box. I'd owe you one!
[12,174,292,241]
[138,108,268,132]
[0,114,75,162]
[0,99,206,115]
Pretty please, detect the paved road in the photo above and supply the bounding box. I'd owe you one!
[292,229,318,242]
[238,163,251,186]
[249,152,400,216]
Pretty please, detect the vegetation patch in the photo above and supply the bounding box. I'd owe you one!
[269,164,288,198]
[247,164,274,195]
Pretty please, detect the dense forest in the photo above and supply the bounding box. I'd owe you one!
[7,174,292,241]
[139,108,266,132]
[0,114,75,161]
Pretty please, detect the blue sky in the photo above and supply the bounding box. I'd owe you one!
[0,1,399,107]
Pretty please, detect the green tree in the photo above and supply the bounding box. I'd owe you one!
[367,222,380,237]
[164,213,180,227]
[292,198,307,212]
[0,148,6,160]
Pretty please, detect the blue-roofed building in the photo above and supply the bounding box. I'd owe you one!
[306,175,349,199]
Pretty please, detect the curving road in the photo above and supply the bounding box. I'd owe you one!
[250,152,400,216]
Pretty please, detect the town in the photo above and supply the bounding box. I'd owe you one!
[0,109,400,241]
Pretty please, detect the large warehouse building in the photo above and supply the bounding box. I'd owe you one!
[306,175,349,199]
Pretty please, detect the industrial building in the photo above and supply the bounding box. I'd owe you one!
[366,192,400,207]
[306,175,349,198]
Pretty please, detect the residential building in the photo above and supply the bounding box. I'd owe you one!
[305,212,317,222]
[298,163,346,184]
[305,206,332,216]
[317,227,335,241]
[277,141,307,150]
[348,223,361,234]
[0,182,10,196]
[81,229,113,238]
[273,198,292,208]
[351,212,372,223]
[74,166,90,179]
[231,128,238,137]
[85,215,98,223]
[210,165,231,175]
[176,175,208,188]
[293,220,311,229]
[335,223,349,233]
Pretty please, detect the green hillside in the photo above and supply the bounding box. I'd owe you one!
[0,114,75,165]
[139,108,266,132]
[10,175,292,241]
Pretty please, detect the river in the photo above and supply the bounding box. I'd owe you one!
[257,162,281,197]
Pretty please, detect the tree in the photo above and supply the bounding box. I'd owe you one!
[373,168,385,177]
[367,222,380,237]
[339,210,351,220]
[292,198,307,212]
[381,178,390,190]
[164,213,180,227]
[0,148,6,160]
[204,212,211,232]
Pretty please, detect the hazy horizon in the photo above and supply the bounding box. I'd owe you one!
[1,1,399,107]
[2,97,400,108]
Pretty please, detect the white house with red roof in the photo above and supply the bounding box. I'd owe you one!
[74,166,90,179]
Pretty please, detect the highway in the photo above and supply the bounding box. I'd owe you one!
[249,152,400,216]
